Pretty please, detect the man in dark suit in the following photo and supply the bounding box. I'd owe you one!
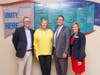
[12,17,34,75]
[53,15,71,75]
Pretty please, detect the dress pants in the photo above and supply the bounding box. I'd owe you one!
[54,56,68,75]
[18,51,32,75]
[38,55,51,75]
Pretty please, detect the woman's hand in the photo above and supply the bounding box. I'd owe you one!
[34,49,36,55]
[78,61,82,66]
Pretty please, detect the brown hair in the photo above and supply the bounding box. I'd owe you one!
[72,22,80,31]
[57,15,64,21]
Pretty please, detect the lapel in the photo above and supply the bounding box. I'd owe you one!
[22,26,27,41]
[73,32,80,44]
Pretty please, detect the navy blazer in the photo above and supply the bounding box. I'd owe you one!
[12,26,34,58]
[70,32,86,61]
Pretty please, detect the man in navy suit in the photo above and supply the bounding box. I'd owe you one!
[12,17,34,75]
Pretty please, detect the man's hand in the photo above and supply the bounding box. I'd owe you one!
[63,53,67,59]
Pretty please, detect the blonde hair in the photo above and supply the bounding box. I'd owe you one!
[40,19,48,28]
[72,22,80,31]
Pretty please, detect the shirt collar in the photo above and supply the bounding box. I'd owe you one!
[57,25,63,30]
[24,26,30,30]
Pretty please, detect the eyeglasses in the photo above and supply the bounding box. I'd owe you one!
[24,21,31,22]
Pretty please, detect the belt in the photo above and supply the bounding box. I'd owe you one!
[26,49,32,52]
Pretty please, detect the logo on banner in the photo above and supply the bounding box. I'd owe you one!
[4,11,18,29]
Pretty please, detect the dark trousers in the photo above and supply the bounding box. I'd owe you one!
[38,55,52,75]
[54,56,68,75]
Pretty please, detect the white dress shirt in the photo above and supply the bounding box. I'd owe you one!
[24,27,32,50]
[54,25,63,47]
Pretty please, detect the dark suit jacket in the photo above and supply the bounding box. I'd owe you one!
[12,26,34,58]
[70,32,86,61]
[54,26,71,58]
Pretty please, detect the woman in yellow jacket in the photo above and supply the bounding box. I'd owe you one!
[34,19,54,75]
